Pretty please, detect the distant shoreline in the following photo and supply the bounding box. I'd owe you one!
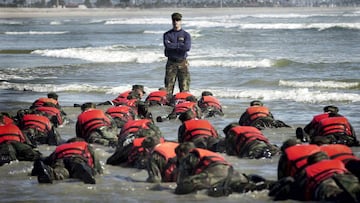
[0,7,358,18]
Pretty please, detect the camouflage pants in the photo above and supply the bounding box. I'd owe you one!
[164,59,190,94]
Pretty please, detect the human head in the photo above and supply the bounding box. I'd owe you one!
[201,91,213,97]
[323,105,339,114]
[250,100,263,106]
[280,138,301,152]
[179,109,195,122]
[81,102,96,111]
[132,84,146,96]
[66,137,85,143]
[222,122,240,135]
[175,142,195,160]
[185,95,197,102]
[137,101,153,120]
[47,92,58,100]
[141,136,161,151]
[171,12,182,21]
[171,12,182,30]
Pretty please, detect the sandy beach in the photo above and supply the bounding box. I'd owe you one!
[1,7,358,18]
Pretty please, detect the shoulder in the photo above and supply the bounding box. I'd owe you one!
[164,29,173,35]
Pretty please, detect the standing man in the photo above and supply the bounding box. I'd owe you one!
[163,12,191,95]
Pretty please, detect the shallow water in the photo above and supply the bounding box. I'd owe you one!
[0,7,359,202]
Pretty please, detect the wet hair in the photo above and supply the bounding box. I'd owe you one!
[81,102,96,111]
[280,138,301,152]
[175,142,195,158]
[223,122,240,135]
[250,100,263,106]
[141,136,161,150]
[201,91,213,96]
[66,137,85,143]
[47,92,58,100]
[323,105,339,113]
[185,95,197,102]
[179,110,195,122]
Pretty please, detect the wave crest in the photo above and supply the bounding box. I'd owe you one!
[279,80,359,89]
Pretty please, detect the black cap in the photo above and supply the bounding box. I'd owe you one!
[250,100,263,106]
[132,84,145,94]
[323,105,338,113]
[171,12,182,21]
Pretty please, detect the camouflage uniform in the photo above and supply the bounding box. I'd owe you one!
[165,59,190,95]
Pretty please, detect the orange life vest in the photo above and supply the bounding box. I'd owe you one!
[119,119,152,139]
[145,90,169,105]
[32,97,59,108]
[0,124,26,144]
[304,113,331,135]
[284,144,321,177]
[35,106,63,125]
[174,102,197,115]
[198,96,222,110]
[320,144,357,163]
[127,137,147,165]
[54,141,94,168]
[106,105,135,122]
[312,113,331,123]
[111,90,131,106]
[245,106,271,121]
[3,115,14,125]
[316,117,353,137]
[173,92,193,105]
[229,126,269,154]
[128,137,166,165]
[191,148,230,174]
[77,109,112,139]
[183,119,218,142]
[305,159,347,200]
[22,114,52,133]
[153,142,179,182]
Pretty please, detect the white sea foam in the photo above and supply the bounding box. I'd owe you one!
[0,81,109,93]
[279,80,359,89]
[205,88,360,103]
[0,19,23,25]
[144,29,202,38]
[238,23,360,31]
[2,81,358,104]
[5,31,69,35]
[191,59,273,68]
[32,46,163,63]
[49,21,62,25]
[104,18,168,25]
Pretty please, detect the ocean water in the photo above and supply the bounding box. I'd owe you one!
[0,7,359,202]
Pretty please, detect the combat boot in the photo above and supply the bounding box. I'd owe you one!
[72,162,96,184]
[35,159,54,184]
